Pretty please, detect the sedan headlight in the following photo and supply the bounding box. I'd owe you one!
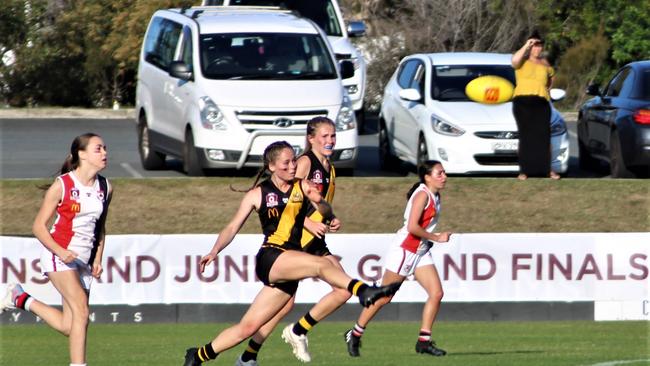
[335,94,356,131]
[432,115,465,136]
[199,96,227,130]
[550,116,567,136]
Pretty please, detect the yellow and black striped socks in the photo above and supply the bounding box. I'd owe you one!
[293,312,318,336]
[240,339,262,362]
[347,279,368,297]
[196,343,218,363]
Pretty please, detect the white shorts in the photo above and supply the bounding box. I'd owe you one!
[40,249,93,291]
[383,245,434,277]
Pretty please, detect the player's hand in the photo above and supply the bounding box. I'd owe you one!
[328,217,341,233]
[304,219,327,239]
[58,249,78,264]
[199,253,217,273]
[434,232,451,243]
[92,263,103,278]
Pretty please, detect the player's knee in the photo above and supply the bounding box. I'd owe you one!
[334,287,352,302]
[430,289,444,303]
[238,320,263,339]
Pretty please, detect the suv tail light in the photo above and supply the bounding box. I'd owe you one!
[633,109,650,124]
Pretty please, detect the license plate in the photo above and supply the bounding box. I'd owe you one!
[492,141,518,152]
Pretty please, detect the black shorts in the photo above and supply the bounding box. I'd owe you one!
[255,245,299,296]
[304,238,332,257]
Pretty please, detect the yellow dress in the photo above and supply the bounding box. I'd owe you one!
[513,60,555,101]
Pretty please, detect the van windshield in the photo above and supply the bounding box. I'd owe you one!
[200,33,338,80]
[221,0,343,37]
[431,65,515,101]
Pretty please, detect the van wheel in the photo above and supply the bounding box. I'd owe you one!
[416,135,429,171]
[378,120,398,171]
[138,116,165,170]
[609,130,632,178]
[183,129,204,176]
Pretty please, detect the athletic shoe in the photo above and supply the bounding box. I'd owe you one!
[343,329,361,357]
[415,340,447,356]
[281,324,311,362]
[184,347,201,366]
[235,356,258,366]
[357,282,402,307]
[0,283,23,313]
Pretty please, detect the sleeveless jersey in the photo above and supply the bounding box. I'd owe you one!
[50,172,109,264]
[398,183,441,253]
[258,179,310,251]
[300,151,336,247]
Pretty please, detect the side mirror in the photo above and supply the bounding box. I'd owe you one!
[347,21,366,37]
[169,61,193,81]
[339,60,355,80]
[549,88,566,102]
[585,83,601,96]
[398,88,422,102]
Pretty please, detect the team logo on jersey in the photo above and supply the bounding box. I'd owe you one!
[291,190,303,202]
[312,170,323,184]
[70,188,80,200]
[266,193,279,208]
[98,190,105,202]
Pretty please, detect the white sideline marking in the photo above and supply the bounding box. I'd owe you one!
[120,162,143,178]
[586,360,650,366]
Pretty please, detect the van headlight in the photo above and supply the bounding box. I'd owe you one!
[199,96,227,130]
[432,115,464,136]
[335,94,356,131]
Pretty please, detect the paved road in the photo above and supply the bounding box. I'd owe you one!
[0,116,599,179]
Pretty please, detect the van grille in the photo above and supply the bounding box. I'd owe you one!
[236,109,328,130]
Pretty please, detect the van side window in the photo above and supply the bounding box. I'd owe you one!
[144,17,182,71]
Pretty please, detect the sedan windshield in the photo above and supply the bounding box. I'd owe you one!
[200,33,337,80]
[431,65,515,101]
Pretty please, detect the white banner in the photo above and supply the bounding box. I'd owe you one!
[1,233,648,308]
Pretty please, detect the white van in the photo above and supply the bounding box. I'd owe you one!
[135,7,358,175]
[203,0,369,131]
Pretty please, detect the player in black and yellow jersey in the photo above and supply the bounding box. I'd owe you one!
[235,117,349,365]
[184,141,399,366]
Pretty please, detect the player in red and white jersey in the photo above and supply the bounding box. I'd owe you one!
[345,160,452,358]
[1,133,112,366]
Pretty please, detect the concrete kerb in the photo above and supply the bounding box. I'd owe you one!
[0,108,135,119]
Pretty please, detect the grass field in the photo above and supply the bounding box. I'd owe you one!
[1,321,648,365]
[1,177,648,235]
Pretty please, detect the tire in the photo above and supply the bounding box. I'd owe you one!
[578,139,599,171]
[138,114,166,170]
[416,134,429,171]
[609,130,632,178]
[378,120,398,171]
[183,129,204,176]
[356,108,366,135]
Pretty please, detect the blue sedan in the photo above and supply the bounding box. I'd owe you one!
[578,60,650,178]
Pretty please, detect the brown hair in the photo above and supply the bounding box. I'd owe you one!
[303,116,336,154]
[231,140,294,192]
[59,133,102,175]
[406,160,442,199]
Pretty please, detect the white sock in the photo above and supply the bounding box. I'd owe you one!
[24,297,34,312]
[70,363,86,366]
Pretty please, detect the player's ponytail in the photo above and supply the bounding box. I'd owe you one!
[230,141,294,192]
[406,160,442,199]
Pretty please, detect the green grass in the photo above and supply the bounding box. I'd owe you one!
[1,321,648,365]
[1,177,648,235]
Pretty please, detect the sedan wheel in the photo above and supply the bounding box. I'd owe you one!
[417,135,429,170]
[378,121,398,170]
[609,130,632,178]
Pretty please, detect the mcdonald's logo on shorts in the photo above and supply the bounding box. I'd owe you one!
[484,87,500,102]
[267,207,279,218]
[70,203,81,213]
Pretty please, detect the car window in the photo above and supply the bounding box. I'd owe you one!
[604,68,630,97]
[180,26,193,67]
[222,0,343,37]
[397,60,420,89]
[410,63,425,95]
[144,17,182,71]
[431,64,515,101]
[199,33,336,80]
[637,68,650,101]
[618,68,636,98]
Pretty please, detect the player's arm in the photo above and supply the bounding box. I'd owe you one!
[32,179,78,263]
[296,156,329,237]
[200,187,259,272]
[92,185,113,278]
[301,179,335,222]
